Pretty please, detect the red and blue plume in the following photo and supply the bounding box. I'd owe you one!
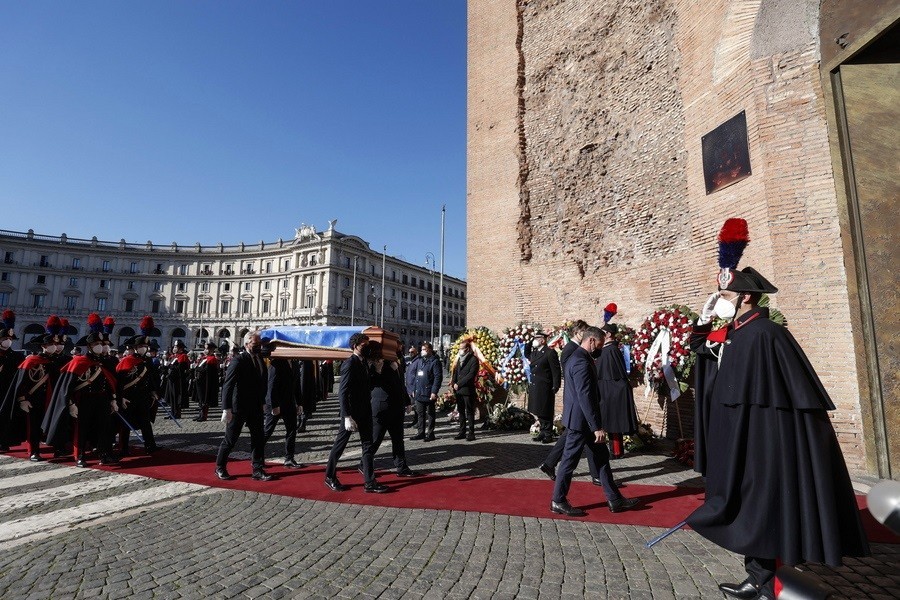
[103,316,116,334]
[718,218,749,269]
[59,317,71,335]
[87,313,103,334]
[140,315,155,336]
[603,303,618,323]
[46,315,62,335]
[1,309,14,329]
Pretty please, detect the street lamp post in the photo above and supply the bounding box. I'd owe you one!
[350,256,358,326]
[438,205,445,356]
[425,252,436,343]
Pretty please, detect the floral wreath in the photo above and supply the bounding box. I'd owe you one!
[631,304,697,398]
[545,320,575,353]
[496,322,540,393]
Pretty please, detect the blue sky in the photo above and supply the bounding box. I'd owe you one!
[0,1,467,278]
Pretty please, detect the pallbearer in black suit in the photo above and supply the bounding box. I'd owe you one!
[527,332,561,443]
[450,339,480,441]
[324,333,387,493]
[264,358,302,468]
[193,342,220,422]
[550,326,639,517]
[595,323,638,459]
[367,342,417,477]
[215,331,274,482]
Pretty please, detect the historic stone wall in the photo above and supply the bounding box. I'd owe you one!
[467,0,868,471]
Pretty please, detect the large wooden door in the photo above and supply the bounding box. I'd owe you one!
[838,48,900,478]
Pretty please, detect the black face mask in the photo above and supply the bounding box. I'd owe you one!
[359,345,371,358]
[590,347,602,359]
[249,345,261,355]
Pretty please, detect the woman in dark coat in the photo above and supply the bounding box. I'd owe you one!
[595,324,638,458]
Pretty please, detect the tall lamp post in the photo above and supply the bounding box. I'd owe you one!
[438,205,445,357]
[425,252,436,343]
[350,256,358,326]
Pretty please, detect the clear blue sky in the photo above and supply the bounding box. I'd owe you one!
[0,1,467,278]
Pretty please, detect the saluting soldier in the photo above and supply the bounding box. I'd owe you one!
[0,310,25,452]
[43,313,119,467]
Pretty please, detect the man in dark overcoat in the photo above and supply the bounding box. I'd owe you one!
[527,332,560,443]
[595,324,638,459]
[264,358,303,468]
[450,338,480,441]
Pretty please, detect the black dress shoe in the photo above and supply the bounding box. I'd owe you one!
[396,468,418,477]
[453,432,466,440]
[466,434,476,441]
[325,477,347,491]
[550,501,586,517]
[533,436,546,443]
[538,463,556,481]
[608,497,641,513]
[76,458,88,468]
[99,454,119,466]
[409,433,425,441]
[29,453,43,462]
[215,468,233,480]
[283,458,304,469]
[717,579,759,599]
[542,436,554,444]
[364,481,389,493]
[252,469,274,481]
[424,433,435,442]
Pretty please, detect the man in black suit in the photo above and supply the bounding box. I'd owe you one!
[324,333,388,493]
[527,331,561,443]
[550,326,639,517]
[263,358,303,469]
[215,331,274,481]
[450,339,479,441]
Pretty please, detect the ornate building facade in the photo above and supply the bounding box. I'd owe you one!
[0,221,466,351]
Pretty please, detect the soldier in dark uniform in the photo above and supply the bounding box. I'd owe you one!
[595,323,638,459]
[0,316,64,460]
[263,358,303,468]
[687,219,869,600]
[115,331,160,455]
[0,310,25,452]
[165,339,191,418]
[324,333,387,493]
[193,342,220,422]
[450,338,480,441]
[526,332,561,443]
[43,313,119,467]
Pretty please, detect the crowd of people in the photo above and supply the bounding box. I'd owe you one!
[0,217,874,600]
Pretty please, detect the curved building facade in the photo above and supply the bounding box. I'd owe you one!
[0,221,466,351]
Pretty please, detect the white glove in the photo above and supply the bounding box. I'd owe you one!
[110,400,119,413]
[698,292,721,325]
[344,416,358,432]
[19,400,32,413]
[121,398,131,409]
[69,404,79,418]
[222,409,233,423]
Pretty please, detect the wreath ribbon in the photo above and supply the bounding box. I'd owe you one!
[644,328,681,401]
[497,340,531,388]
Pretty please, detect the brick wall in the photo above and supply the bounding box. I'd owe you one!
[467,0,868,472]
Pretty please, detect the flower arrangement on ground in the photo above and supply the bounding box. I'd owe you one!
[530,413,563,439]
[672,438,694,469]
[496,322,540,395]
[487,402,534,431]
[632,304,698,397]
[622,421,654,452]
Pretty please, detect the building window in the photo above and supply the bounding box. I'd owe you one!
[220,300,230,314]
[124,299,135,313]
[130,261,139,274]
[344,257,351,268]
[243,282,251,292]
[178,264,188,276]
[280,297,288,313]
[368,302,375,314]
[39,255,49,267]
[411,277,417,287]
[174,300,185,313]
[37,275,46,285]
[262,299,270,313]
[127,281,135,290]
[224,264,234,275]
[154,263,164,274]
[402,274,408,285]
[64,296,77,310]
[96,297,107,311]
[283,259,289,271]
[4,252,14,264]
[265,262,273,274]
[151,300,161,313]
[223,283,231,292]
[0,292,9,306]
[263,281,271,291]
[342,296,350,310]
[390,306,396,318]
[198,300,210,313]
[401,308,408,319]
[102,260,110,272]
[0,272,8,282]
[343,277,350,287]
[201,263,212,275]
[310,254,318,266]
[100,279,108,289]
[72,257,81,269]
[200,282,209,292]
[305,294,314,308]
[401,291,408,300]
[153,282,163,291]
[241,299,251,314]
[282,279,289,289]
[177,282,186,292]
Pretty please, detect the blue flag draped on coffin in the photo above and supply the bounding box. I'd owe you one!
[258,326,400,360]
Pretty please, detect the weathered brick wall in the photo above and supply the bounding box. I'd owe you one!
[467,0,868,472]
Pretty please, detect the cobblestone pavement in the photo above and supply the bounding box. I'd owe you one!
[0,389,897,599]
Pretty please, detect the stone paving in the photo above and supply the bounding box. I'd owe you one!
[0,386,897,599]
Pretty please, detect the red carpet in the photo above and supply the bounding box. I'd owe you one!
[4,443,898,544]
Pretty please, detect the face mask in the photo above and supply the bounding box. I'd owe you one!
[359,345,371,358]
[137,347,148,356]
[53,345,64,354]
[249,345,261,355]
[102,345,111,355]
[44,345,57,354]
[713,296,738,319]
[0,339,12,350]
[90,344,104,355]
[532,340,544,348]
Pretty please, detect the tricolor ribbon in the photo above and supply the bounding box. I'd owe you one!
[644,328,681,401]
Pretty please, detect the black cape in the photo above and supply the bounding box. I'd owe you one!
[527,346,561,420]
[595,343,638,435]
[686,308,869,566]
[0,349,25,445]
[689,322,719,476]
[0,354,56,446]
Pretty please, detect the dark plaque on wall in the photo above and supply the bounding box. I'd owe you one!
[701,110,752,194]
